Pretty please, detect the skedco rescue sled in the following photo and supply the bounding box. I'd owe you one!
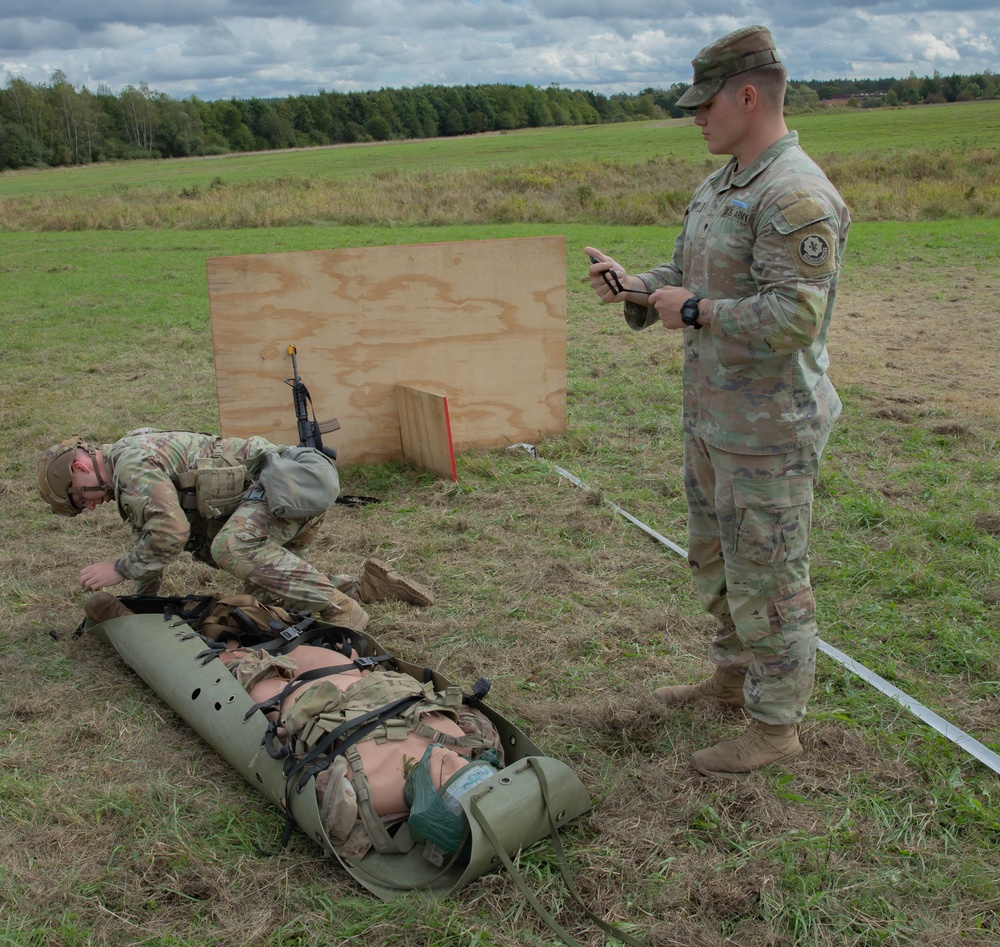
[83,594,591,900]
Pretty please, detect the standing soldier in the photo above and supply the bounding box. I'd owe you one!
[586,26,850,777]
[38,428,433,627]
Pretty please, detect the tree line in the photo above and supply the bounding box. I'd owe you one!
[1,68,997,171]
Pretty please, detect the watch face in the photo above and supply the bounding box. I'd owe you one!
[682,298,701,327]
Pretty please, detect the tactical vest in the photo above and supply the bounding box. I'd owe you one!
[175,437,252,563]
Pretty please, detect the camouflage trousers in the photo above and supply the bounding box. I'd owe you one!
[210,496,350,613]
[683,431,830,726]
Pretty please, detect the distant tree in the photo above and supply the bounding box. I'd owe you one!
[941,73,966,101]
[425,87,470,135]
[648,84,687,118]
[957,79,983,101]
[411,90,440,137]
[635,92,659,119]
[93,82,126,157]
[207,100,255,151]
[465,86,497,132]
[255,108,297,149]
[278,95,313,141]
[3,74,48,144]
[524,87,554,127]
[785,83,819,111]
[119,83,158,155]
[293,92,337,143]
[0,119,44,169]
[365,113,393,141]
[50,71,106,164]
[155,97,212,156]
[489,85,528,130]
[894,76,922,105]
[566,89,601,124]
[921,71,944,102]
[370,89,404,137]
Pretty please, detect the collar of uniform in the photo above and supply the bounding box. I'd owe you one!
[101,446,120,490]
[717,130,800,191]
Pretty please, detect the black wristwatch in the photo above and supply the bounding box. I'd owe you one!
[680,296,703,329]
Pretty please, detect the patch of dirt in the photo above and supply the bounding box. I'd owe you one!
[974,513,1000,535]
[831,265,1000,425]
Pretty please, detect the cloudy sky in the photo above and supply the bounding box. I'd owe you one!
[2,0,997,101]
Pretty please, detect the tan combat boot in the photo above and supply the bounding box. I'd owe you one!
[691,719,802,779]
[357,558,434,607]
[652,667,746,708]
[85,592,135,623]
[318,590,370,632]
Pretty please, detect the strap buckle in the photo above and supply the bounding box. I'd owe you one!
[279,620,312,641]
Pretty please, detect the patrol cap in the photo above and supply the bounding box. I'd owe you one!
[676,25,781,109]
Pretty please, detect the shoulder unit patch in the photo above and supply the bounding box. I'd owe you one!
[799,233,831,267]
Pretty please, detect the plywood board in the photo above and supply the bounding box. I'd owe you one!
[206,236,566,466]
[396,385,457,482]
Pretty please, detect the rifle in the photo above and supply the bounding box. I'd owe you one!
[284,345,340,461]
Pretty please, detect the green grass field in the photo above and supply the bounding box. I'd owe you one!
[3,99,998,198]
[1,102,999,947]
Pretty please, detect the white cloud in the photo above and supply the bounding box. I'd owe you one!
[915,32,962,62]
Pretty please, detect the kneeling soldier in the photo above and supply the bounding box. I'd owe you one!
[39,428,433,627]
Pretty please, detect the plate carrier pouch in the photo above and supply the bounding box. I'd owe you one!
[82,597,592,902]
[176,437,249,521]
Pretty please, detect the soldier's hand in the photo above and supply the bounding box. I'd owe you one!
[584,247,627,303]
[649,285,697,330]
[80,560,126,592]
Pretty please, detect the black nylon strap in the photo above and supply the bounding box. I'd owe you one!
[284,692,425,791]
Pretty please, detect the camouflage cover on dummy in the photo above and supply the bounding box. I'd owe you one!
[84,600,590,900]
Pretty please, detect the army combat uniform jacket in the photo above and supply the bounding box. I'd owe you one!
[624,131,851,455]
[105,429,277,590]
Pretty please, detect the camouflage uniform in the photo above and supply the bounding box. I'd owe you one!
[624,132,850,725]
[105,429,349,612]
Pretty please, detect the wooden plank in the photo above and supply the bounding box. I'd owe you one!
[396,385,457,482]
[206,236,566,466]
